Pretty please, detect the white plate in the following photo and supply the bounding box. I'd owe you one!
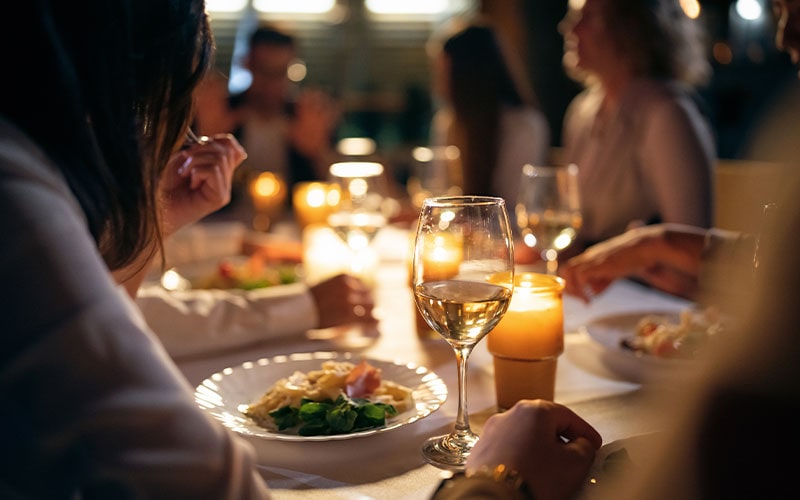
[195,351,448,442]
[581,311,696,383]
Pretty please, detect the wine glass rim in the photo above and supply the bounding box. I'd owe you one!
[423,195,505,207]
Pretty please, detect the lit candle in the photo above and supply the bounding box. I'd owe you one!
[249,172,286,231]
[249,172,286,211]
[487,272,565,409]
[293,181,340,229]
[421,234,462,281]
[410,233,463,339]
[302,224,377,288]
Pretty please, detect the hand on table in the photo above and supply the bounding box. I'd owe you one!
[159,133,247,236]
[309,274,378,329]
[560,224,707,303]
[466,400,602,500]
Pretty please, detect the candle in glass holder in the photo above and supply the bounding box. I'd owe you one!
[487,272,565,410]
[293,181,340,229]
[249,172,286,231]
[410,233,463,340]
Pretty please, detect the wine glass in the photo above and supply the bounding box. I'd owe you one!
[412,196,515,468]
[406,145,463,209]
[327,161,388,257]
[515,163,582,275]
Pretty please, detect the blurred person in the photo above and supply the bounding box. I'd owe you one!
[1,0,274,496]
[130,57,376,358]
[559,0,715,256]
[428,21,550,207]
[431,2,800,499]
[229,24,340,204]
[192,70,241,136]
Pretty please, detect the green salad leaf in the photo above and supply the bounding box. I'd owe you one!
[269,394,398,436]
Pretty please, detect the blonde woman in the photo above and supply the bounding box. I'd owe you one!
[560,0,715,254]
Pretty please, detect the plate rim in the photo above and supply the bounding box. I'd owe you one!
[194,351,448,442]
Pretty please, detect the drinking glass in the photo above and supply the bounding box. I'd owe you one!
[406,145,463,209]
[327,161,388,257]
[515,163,582,275]
[412,196,515,468]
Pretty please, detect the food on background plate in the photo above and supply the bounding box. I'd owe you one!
[192,252,300,290]
[244,360,414,436]
[621,307,724,359]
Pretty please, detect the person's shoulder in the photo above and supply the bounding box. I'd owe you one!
[0,118,56,177]
[628,79,700,110]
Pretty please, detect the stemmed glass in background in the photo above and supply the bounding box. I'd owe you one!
[406,145,463,209]
[327,161,388,271]
[412,196,515,468]
[515,163,582,275]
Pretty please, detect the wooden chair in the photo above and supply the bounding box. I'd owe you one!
[713,159,797,234]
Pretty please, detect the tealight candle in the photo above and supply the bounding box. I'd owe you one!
[249,172,287,231]
[487,272,565,410]
[302,224,377,288]
[293,181,340,229]
[410,232,463,340]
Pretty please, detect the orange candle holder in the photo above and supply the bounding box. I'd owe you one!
[487,272,565,410]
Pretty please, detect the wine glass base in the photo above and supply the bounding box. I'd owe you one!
[421,432,480,470]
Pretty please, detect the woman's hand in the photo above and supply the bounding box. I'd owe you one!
[560,224,707,302]
[159,133,247,236]
[466,400,602,500]
[308,274,378,329]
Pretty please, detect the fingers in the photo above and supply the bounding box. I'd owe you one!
[549,403,603,449]
[310,274,379,329]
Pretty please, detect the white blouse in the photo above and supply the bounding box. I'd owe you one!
[562,78,715,248]
[0,118,271,498]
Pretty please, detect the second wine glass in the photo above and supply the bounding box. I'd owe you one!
[327,161,388,255]
[515,163,582,275]
[412,196,515,469]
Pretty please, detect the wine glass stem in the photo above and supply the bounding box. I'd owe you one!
[453,346,475,437]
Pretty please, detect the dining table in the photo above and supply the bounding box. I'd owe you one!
[171,221,694,500]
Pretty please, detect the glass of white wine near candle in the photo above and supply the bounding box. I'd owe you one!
[515,163,582,275]
[412,196,515,469]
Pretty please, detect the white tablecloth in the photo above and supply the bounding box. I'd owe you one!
[175,226,692,500]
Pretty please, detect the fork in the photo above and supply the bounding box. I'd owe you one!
[185,127,207,144]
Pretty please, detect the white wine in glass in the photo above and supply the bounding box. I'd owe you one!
[516,163,582,274]
[412,196,515,469]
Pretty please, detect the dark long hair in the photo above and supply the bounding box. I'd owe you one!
[3,0,212,270]
[443,24,534,196]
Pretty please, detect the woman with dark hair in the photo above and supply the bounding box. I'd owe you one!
[559,0,715,255]
[428,21,550,205]
[1,1,270,496]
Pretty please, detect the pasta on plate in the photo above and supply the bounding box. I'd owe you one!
[244,360,414,435]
